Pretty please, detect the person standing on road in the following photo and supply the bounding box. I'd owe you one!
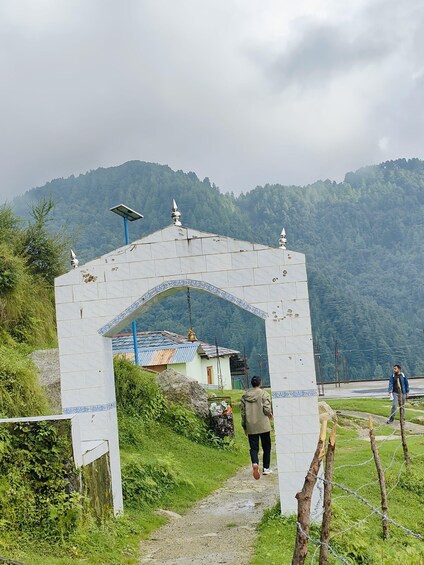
[387,364,409,423]
[241,376,273,480]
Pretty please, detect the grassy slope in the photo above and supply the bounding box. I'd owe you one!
[253,399,424,565]
[327,397,424,423]
[11,391,250,565]
[10,393,423,564]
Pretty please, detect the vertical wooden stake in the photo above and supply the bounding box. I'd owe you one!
[369,416,389,540]
[319,421,337,565]
[292,420,328,565]
[397,381,410,468]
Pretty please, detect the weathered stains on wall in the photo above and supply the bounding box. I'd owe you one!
[82,452,113,523]
[82,271,97,283]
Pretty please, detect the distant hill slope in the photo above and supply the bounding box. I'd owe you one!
[13,158,424,380]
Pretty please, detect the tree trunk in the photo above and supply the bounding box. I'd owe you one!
[292,420,327,565]
[319,422,337,564]
[369,416,389,540]
[397,380,410,468]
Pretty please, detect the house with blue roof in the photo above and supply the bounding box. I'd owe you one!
[112,330,240,389]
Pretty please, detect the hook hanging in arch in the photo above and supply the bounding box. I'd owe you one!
[186,287,197,341]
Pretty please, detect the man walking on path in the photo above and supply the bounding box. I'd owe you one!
[387,364,409,423]
[241,376,273,480]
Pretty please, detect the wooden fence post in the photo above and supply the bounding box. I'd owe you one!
[292,420,328,565]
[369,416,389,540]
[319,422,337,564]
[397,381,410,468]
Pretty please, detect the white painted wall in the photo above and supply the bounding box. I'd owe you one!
[200,356,232,389]
[55,224,319,515]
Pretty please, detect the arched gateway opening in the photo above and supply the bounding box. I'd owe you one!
[55,223,319,515]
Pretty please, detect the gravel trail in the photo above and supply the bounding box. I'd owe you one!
[139,464,279,565]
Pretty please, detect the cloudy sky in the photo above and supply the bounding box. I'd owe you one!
[1,0,424,201]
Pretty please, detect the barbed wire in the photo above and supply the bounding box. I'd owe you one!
[327,511,375,544]
[333,427,403,501]
[387,450,424,498]
[296,521,352,565]
[334,453,374,470]
[312,473,324,517]
[309,453,424,560]
[309,472,424,541]
[297,402,424,564]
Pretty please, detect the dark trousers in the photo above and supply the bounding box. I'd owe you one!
[248,431,271,469]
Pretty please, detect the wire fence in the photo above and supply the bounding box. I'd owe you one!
[293,401,424,564]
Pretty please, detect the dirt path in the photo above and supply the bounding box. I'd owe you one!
[338,410,424,435]
[139,464,279,565]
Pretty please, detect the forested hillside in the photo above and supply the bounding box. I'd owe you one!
[12,159,424,380]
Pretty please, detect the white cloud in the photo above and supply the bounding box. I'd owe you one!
[0,0,424,200]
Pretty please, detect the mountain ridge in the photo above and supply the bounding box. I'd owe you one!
[12,157,424,380]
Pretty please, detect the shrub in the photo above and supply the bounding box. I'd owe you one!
[114,357,234,449]
[122,456,192,507]
[0,246,22,295]
[0,420,83,542]
[114,357,166,422]
[162,403,209,444]
[0,345,49,417]
[397,467,424,497]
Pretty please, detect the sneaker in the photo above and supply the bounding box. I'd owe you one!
[386,419,394,424]
[263,468,273,475]
[252,463,260,480]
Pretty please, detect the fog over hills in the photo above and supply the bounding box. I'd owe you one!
[13,158,424,380]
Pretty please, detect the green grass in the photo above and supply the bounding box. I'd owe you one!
[7,391,249,565]
[7,385,423,564]
[253,413,424,565]
[327,397,424,423]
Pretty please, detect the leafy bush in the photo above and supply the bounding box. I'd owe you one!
[0,246,22,295]
[397,467,424,497]
[122,456,192,507]
[117,413,147,448]
[114,357,234,449]
[162,403,209,444]
[16,197,68,284]
[114,357,166,422]
[0,421,83,542]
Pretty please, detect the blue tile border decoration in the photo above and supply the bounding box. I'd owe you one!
[63,401,117,414]
[98,279,268,335]
[272,389,318,399]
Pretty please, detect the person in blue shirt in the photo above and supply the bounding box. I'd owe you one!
[387,364,409,424]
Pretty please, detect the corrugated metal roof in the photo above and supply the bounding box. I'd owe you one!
[142,345,198,366]
[112,330,239,361]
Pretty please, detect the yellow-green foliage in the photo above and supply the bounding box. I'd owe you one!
[0,202,64,348]
[0,344,49,417]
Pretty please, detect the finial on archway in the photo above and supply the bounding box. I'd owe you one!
[70,249,79,268]
[279,227,287,249]
[171,199,182,226]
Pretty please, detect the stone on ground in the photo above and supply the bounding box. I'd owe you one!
[156,368,209,420]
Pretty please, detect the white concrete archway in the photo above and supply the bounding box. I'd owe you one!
[55,224,319,514]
